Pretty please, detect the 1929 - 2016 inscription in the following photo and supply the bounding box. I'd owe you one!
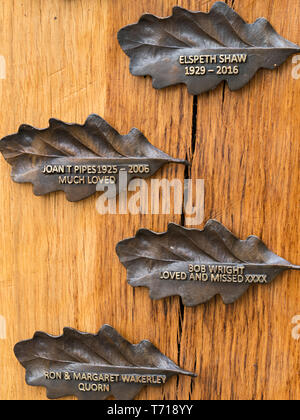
[180,53,248,77]
[118,2,300,94]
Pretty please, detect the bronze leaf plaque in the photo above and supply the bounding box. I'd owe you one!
[0,115,187,202]
[116,220,300,305]
[118,2,300,95]
[14,325,195,400]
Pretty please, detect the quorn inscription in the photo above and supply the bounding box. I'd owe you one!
[14,325,195,400]
[43,370,167,393]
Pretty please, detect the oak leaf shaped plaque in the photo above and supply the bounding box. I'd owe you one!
[0,115,186,202]
[118,2,300,94]
[14,325,195,400]
[116,220,300,305]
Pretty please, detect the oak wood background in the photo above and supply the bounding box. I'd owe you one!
[0,0,299,400]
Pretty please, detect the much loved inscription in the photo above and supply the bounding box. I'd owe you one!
[0,114,185,201]
[41,163,151,185]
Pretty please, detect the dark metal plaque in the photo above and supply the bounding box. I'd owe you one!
[116,220,300,305]
[118,2,300,95]
[14,325,195,400]
[0,115,187,202]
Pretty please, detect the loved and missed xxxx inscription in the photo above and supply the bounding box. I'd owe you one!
[0,115,187,202]
[116,220,300,306]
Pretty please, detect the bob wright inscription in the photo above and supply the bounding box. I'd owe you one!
[160,264,268,284]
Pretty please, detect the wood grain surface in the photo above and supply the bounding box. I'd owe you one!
[0,0,299,400]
